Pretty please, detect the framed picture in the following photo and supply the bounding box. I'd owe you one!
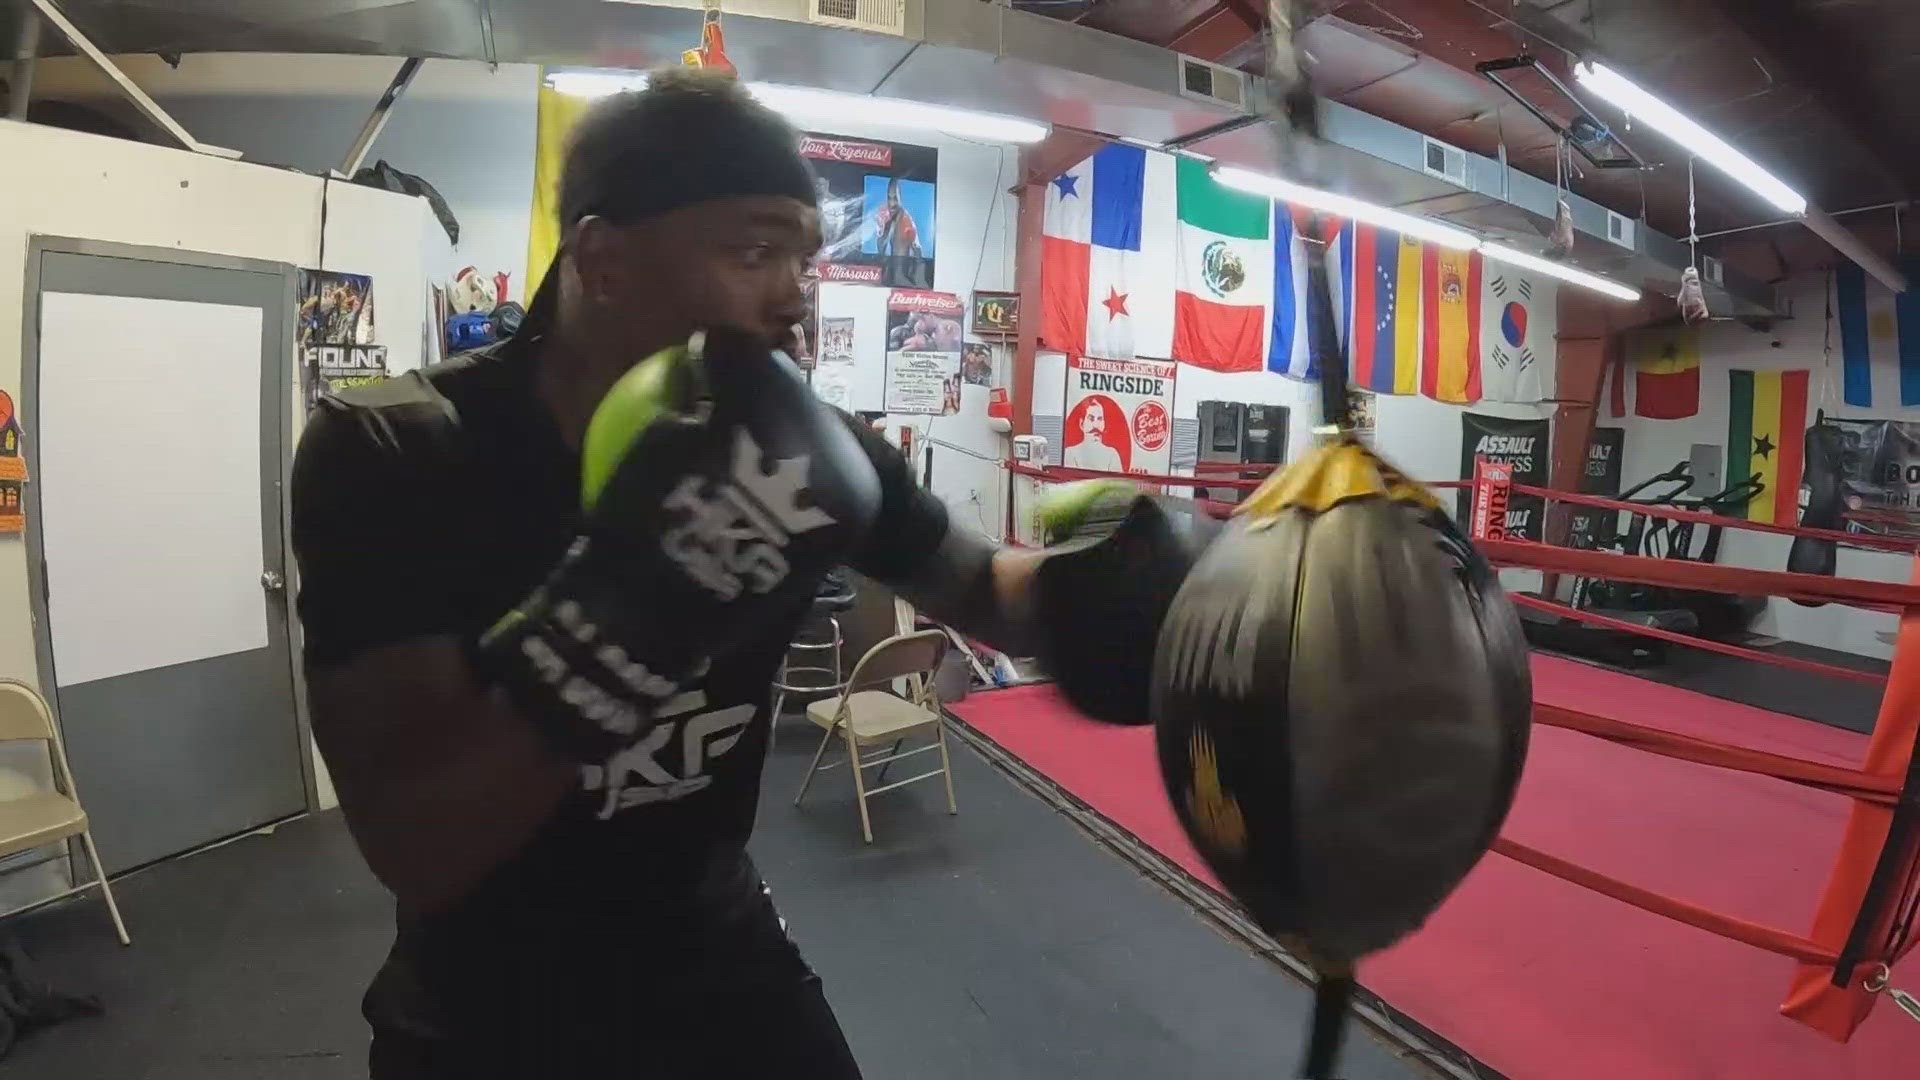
[970,290,1019,337]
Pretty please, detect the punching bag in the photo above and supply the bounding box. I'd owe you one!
[1789,420,1845,604]
[1152,439,1531,1074]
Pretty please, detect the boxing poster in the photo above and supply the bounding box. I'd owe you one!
[0,389,26,535]
[1459,412,1549,540]
[1064,355,1177,477]
[961,342,996,387]
[1807,417,1920,542]
[883,290,962,415]
[296,269,381,411]
[802,132,938,288]
[1568,427,1626,549]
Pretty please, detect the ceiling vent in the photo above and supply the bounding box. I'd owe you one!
[1421,136,1469,188]
[1178,55,1247,110]
[1605,210,1637,251]
[1701,255,1725,288]
[808,0,905,36]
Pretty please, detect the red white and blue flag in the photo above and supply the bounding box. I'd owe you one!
[1040,144,1175,360]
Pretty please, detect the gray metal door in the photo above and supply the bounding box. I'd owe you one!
[24,240,308,873]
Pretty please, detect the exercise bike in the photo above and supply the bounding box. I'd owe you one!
[1522,463,1768,666]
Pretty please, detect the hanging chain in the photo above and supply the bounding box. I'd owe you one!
[1687,156,1699,270]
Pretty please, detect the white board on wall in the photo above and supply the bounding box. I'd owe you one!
[38,292,268,687]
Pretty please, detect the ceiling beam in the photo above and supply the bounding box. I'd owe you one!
[1700,0,1915,199]
[1166,2,1262,62]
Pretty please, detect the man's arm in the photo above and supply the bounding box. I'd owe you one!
[292,402,569,915]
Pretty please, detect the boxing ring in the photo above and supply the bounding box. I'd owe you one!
[948,457,1920,1079]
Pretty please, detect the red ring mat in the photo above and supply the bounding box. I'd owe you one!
[949,655,1920,1080]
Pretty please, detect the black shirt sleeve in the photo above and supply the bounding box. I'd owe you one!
[834,411,952,587]
[290,398,465,669]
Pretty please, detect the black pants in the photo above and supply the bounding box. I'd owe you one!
[367,880,862,1079]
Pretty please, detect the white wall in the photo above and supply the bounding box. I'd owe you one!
[811,125,1019,542]
[31,54,538,297]
[1607,275,1907,659]
[0,119,431,905]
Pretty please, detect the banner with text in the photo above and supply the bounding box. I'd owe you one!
[1811,417,1920,543]
[1458,411,1549,540]
[884,290,963,415]
[1064,355,1177,476]
[1568,426,1626,549]
[803,133,938,288]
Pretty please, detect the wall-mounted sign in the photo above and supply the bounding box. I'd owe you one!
[971,290,1019,337]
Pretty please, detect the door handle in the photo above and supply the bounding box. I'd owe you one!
[261,570,286,592]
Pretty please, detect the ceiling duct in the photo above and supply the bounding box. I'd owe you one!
[3,0,1779,315]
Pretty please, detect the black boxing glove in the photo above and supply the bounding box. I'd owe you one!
[1026,480,1220,726]
[473,328,881,761]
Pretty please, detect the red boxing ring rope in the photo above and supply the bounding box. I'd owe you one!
[997,455,1920,1040]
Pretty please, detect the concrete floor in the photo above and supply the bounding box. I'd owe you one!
[3,714,1433,1079]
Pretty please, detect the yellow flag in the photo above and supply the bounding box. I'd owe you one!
[525,81,594,300]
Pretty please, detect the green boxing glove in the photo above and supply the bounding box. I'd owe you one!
[1029,480,1219,725]
[473,328,882,762]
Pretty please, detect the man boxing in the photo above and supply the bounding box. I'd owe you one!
[292,69,1186,1078]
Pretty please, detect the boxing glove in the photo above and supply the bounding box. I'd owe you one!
[1028,480,1220,726]
[474,328,882,760]
[1788,421,1844,603]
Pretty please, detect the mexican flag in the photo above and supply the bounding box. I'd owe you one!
[1171,157,1272,372]
[1725,369,1809,525]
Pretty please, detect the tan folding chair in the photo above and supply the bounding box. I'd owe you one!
[793,630,957,843]
[0,678,130,944]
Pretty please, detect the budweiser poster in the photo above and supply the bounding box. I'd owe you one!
[802,132,938,288]
[884,290,963,415]
[1064,355,1177,477]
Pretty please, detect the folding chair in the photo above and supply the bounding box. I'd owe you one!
[0,678,130,944]
[793,630,957,843]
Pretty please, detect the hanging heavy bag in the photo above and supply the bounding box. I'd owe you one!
[1151,439,1531,1076]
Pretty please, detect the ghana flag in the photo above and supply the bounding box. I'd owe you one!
[1725,369,1809,524]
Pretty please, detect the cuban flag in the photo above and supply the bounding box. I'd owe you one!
[1329,221,1422,394]
[1039,145,1175,360]
[1480,267,1556,403]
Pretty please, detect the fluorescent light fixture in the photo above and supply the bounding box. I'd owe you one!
[543,71,1050,144]
[1212,165,1482,252]
[1574,61,1806,216]
[1480,242,1641,303]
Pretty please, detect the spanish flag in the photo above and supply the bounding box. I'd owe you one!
[1420,246,1483,403]
[1632,326,1701,419]
[1725,369,1809,524]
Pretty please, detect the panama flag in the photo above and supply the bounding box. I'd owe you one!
[1480,267,1557,403]
[1040,145,1175,360]
[1328,221,1422,393]
[1833,260,1920,407]
[1421,246,1484,403]
[1172,156,1272,372]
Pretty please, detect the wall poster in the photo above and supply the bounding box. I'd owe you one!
[884,290,963,415]
[297,269,383,411]
[0,389,26,535]
[1064,355,1177,477]
[803,132,938,288]
[1808,417,1920,543]
[1459,411,1549,540]
[1568,426,1626,549]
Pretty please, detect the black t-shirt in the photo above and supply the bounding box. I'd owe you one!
[289,336,950,1038]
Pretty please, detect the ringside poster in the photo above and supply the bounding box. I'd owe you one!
[803,133,938,288]
[1459,411,1549,540]
[1064,355,1176,477]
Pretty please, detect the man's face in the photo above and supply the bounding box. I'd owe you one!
[582,194,821,354]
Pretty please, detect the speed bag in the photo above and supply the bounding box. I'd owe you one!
[1151,440,1531,965]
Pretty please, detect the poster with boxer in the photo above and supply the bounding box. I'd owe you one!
[1806,417,1920,542]
[297,269,383,411]
[1567,427,1626,549]
[1458,412,1549,540]
[1064,355,1177,477]
[884,290,963,415]
[802,132,938,288]
[0,388,25,534]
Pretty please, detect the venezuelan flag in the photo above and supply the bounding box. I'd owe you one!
[1725,369,1810,524]
[1421,246,1483,403]
[1334,223,1422,395]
